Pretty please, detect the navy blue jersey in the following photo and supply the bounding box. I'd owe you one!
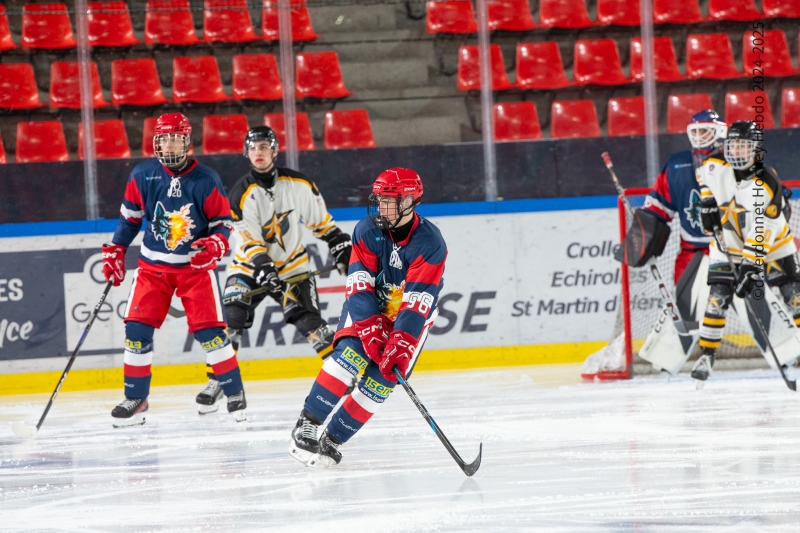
[336,214,447,342]
[643,150,712,249]
[112,159,233,272]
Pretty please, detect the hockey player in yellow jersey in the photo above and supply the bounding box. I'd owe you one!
[195,126,352,413]
[693,120,800,382]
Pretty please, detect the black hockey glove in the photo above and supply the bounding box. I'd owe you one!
[699,196,721,234]
[734,261,763,298]
[322,228,352,275]
[253,255,287,300]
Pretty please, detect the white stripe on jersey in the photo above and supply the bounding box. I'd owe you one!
[141,244,191,264]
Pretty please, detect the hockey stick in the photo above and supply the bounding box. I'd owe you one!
[12,282,113,439]
[602,152,692,336]
[221,264,338,306]
[393,368,483,477]
[712,227,797,391]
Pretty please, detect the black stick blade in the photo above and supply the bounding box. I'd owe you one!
[461,442,482,477]
[788,379,797,392]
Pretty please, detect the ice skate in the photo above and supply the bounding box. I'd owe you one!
[226,389,247,422]
[196,379,223,414]
[289,412,321,463]
[307,430,342,468]
[691,351,715,388]
[111,398,148,428]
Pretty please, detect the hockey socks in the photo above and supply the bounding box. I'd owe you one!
[195,327,243,396]
[123,321,154,400]
[327,366,395,443]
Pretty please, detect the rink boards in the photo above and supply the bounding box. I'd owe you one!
[0,197,622,395]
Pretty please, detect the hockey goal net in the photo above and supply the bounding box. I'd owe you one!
[582,180,800,380]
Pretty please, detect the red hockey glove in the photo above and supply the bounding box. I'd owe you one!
[101,243,126,286]
[190,235,229,269]
[380,330,418,383]
[354,315,391,364]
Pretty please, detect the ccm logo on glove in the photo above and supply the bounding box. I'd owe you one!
[101,243,127,286]
[190,235,229,269]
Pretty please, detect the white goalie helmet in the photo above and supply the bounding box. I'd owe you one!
[687,109,727,150]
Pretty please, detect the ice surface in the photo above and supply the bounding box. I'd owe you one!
[3,365,800,532]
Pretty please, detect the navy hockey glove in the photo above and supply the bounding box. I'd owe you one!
[253,255,287,300]
[191,235,229,269]
[322,228,352,275]
[354,315,391,364]
[699,196,721,234]
[734,262,763,298]
[101,243,126,286]
[380,330,417,383]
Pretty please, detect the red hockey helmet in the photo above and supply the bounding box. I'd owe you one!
[153,113,192,167]
[368,168,424,229]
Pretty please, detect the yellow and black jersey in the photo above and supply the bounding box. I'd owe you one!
[226,167,338,279]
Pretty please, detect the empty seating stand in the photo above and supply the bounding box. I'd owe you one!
[22,3,77,49]
[516,42,571,90]
[607,97,646,136]
[0,64,44,109]
[262,0,319,41]
[708,0,761,21]
[630,37,684,82]
[763,0,800,18]
[295,52,352,99]
[426,0,477,34]
[145,0,200,45]
[743,30,798,77]
[264,113,316,150]
[666,93,714,134]
[686,34,742,79]
[203,114,251,154]
[726,91,775,128]
[16,121,70,163]
[782,88,800,128]
[88,2,140,47]
[142,117,196,157]
[49,62,109,109]
[539,0,593,29]
[458,45,515,91]
[574,39,629,85]
[488,0,536,31]
[324,110,376,150]
[654,0,705,23]
[0,132,6,164]
[233,54,283,100]
[0,6,17,51]
[597,0,640,26]
[79,120,132,160]
[112,59,170,106]
[204,0,258,43]
[173,56,229,103]
[494,102,542,142]
[551,100,601,138]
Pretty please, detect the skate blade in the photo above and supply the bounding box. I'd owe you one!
[695,379,705,390]
[306,454,338,469]
[112,414,146,428]
[230,410,247,422]
[289,443,317,464]
[197,403,220,415]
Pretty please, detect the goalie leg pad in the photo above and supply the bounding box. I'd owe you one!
[699,283,733,351]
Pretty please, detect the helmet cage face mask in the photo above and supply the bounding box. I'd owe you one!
[724,138,759,170]
[368,193,417,230]
[154,133,190,167]
[687,122,727,149]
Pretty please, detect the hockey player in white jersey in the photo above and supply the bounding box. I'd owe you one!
[195,126,352,413]
[693,121,800,382]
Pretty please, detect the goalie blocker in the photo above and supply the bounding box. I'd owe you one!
[614,209,671,268]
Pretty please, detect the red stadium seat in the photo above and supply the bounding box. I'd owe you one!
[516,42,571,90]
[488,0,536,31]
[142,117,195,157]
[426,0,477,34]
[743,30,798,77]
[0,131,6,164]
[539,0,593,29]
[608,97,646,136]
[494,102,542,141]
[202,114,251,155]
[111,59,170,106]
[173,56,229,103]
[204,0,258,43]
[574,39,629,85]
[0,64,44,109]
[22,3,77,49]
[597,0,640,26]
[49,62,109,109]
[88,2,140,47]
[79,120,132,160]
[708,0,761,21]
[295,52,352,99]
[263,113,315,151]
[666,93,714,134]
[324,109,376,150]
[654,0,704,23]
[630,37,684,82]
[726,91,775,129]
[686,34,742,80]
[145,0,200,45]
[0,6,17,51]
[16,121,69,163]
[233,54,283,100]
[457,44,515,91]
[262,0,319,41]
[782,88,800,128]
[763,0,800,18]
[551,100,601,138]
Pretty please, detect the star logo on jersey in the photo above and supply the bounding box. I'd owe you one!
[152,202,196,251]
[262,210,293,250]
[719,198,747,239]
[684,189,702,230]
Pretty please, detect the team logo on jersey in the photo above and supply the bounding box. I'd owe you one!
[262,210,293,250]
[719,198,747,238]
[390,244,402,269]
[152,201,196,251]
[376,272,405,321]
[684,189,702,230]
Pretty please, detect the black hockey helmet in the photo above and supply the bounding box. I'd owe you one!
[724,121,761,170]
[243,126,279,157]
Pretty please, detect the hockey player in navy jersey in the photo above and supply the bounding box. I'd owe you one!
[289,168,447,468]
[101,113,246,427]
